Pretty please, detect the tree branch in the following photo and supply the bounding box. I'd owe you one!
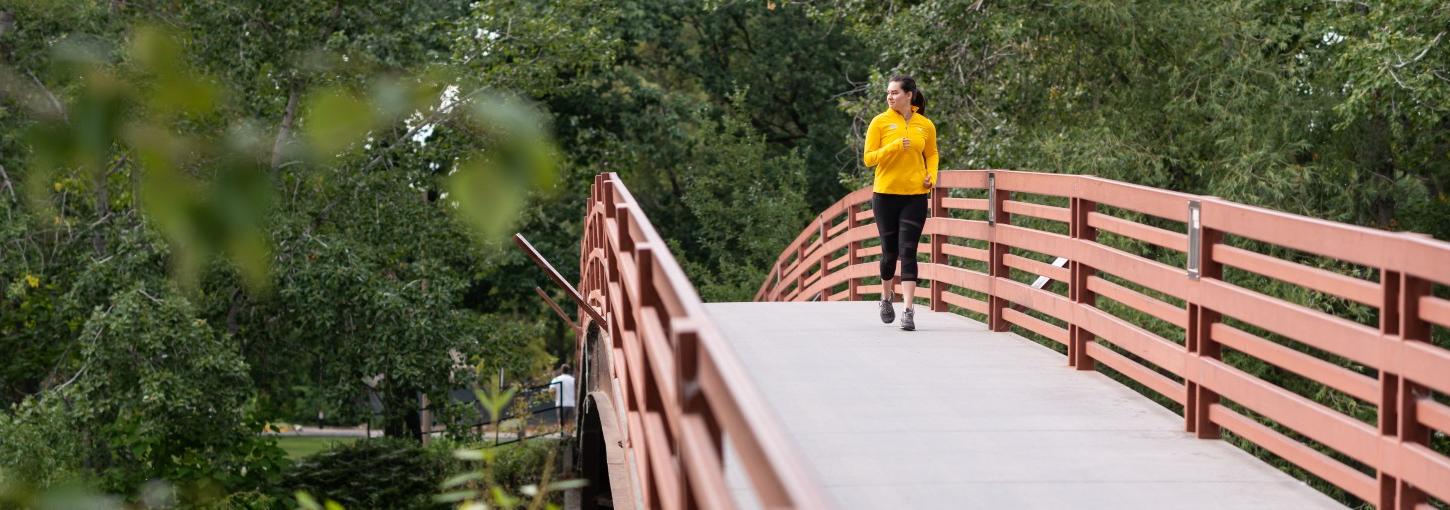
[271,87,301,173]
[0,163,15,201]
[27,69,66,121]
[1394,31,1444,69]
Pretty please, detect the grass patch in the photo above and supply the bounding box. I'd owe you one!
[275,436,360,460]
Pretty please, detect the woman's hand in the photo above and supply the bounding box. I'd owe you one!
[923,175,932,188]
[900,137,911,150]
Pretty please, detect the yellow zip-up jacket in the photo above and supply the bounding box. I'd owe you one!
[863,106,938,195]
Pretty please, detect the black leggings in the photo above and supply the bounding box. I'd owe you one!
[872,192,929,283]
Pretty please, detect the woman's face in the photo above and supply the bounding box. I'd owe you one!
[886,81,911,113]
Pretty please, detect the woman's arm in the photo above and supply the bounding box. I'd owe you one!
[863,117,902,167]
[924,124,939,186]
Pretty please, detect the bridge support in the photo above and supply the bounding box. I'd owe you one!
[579,391,637,510]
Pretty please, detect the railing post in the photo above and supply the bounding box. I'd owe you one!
[987,172,1012,332]
[1377,269,1431,510]
[818,220,828,300]
[1068,197,1097,370]
[847,203,861,301]
[771,262,780,301]
[634,242,660,510]
[930,186,947,312]
[796,227,809,301]
[674,323,715,510]
[616,205,637,333]
[1185,200,1222,438]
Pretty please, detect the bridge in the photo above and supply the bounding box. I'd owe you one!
[535,171,1450,509]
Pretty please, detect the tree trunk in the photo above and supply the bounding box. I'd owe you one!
[382,388,424,442]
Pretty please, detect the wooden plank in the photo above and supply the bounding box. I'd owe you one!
[1073,241,1191,301]
[1200,198,1407,271]
[1420,295,1450,329]
[1397,443,1450,503]
[994,224,1073,259]
[1196,358,1380,466]
[1003,307,1069,345]
[994,170,1079,197]
[1208,404,1378,503]
[937,169,989,189]
[941,243,990,262]
[1400,341,1450,396]
[1197,279,1384,369]
[993,277,1075,323]
[1002,200,1071,223]
[1212,244,1380,308]
[943,197,989,211]
[679,416,733,509]
[1086,275,1188,329]
[922,263,993,295]
[1085,342,1187,405]
[941,290,990,315]
[1210,323,1379,403]
[643,411,683,510]
[1418,398,1450,435]
[1004,253,1071,283]
[925,217,991,240]
[1086,212,1188,253]
[1076,176,1193,222]
[1075,306,1187,377]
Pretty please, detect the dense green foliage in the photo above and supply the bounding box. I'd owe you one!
[3,0,1447,507]
[283,438,454,510]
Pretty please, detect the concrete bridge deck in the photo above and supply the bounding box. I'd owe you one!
[707,301,1343,509]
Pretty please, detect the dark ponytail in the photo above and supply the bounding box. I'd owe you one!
[890,75,927,115]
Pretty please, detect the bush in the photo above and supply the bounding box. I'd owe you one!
[283,439,453,510]
[489,440,562,493]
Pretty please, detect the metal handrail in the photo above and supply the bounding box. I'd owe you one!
[757,170,1450,509]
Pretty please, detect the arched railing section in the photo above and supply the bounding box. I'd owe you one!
[756,170,1450,509]
[579,173,832,510]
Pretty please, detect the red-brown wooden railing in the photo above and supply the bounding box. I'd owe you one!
[756,170,1450,509]
[578,173,832,510]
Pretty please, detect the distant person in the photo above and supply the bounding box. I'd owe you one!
[549,364,576,432]
[863,75,938,331]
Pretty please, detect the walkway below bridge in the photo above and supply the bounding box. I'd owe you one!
[708,301,1342,509]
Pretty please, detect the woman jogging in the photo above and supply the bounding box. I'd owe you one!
[863,75,937,331]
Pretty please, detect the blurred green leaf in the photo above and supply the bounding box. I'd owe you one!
[447,96,559,241]
[294,491,322,510]
[130,26,219,117]
[440,471,486,489]
[452,449,486,461]
[303,88,376,158]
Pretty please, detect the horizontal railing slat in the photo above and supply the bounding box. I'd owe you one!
[1086,211,1187,253]
[1212,244,1381,308]
[1085,342,1186,405]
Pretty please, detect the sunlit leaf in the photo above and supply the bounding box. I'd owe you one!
[453,449,486,461]
[546,479,588,491]
[295,491,322,510]
[441,471,486,488]
[433,490,480,503]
